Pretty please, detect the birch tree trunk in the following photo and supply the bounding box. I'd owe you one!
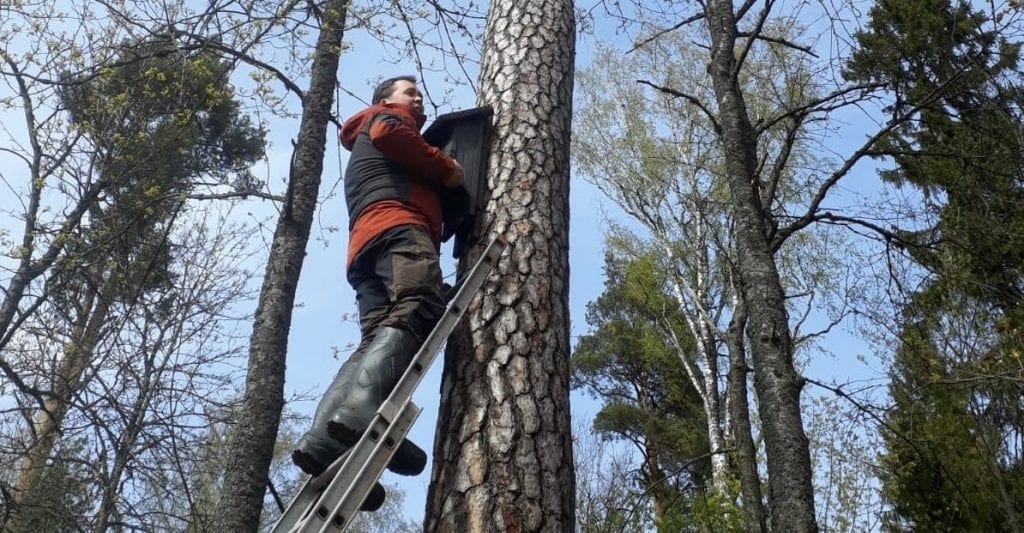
[660,236,730,494]
[211,4,347,530]
[424,0,576,530]
[704,0,817,529]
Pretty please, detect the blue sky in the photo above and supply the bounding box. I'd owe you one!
[0,1,905,527]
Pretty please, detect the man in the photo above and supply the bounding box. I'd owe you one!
[291,76,464,509]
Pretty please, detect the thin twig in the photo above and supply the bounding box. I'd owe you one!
[637,79,721,134]
[628,13,705,53]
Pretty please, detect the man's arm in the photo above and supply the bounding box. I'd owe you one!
[369,114,463,187]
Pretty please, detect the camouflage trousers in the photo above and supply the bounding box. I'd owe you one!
[346,224,445,346]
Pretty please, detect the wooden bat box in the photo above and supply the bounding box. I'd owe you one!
[422,105,494,259]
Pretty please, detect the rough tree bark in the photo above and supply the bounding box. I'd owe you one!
[641,400,667,530]
[424,0,576,530]
[704,0,817,530]
[724,290,767,532]
[210,3,347,530]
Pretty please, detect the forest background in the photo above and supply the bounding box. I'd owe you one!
[0,0,1021,531]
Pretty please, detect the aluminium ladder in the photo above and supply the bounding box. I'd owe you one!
[272,236,507,533]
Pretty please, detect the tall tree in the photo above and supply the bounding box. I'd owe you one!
[700,1,818,527]
[572,29,855,529]
[0,0,285,408]
[573,43,735,497]
[571,243,721,531]
[845,0,1024,528]
[600,0,1015,525]
[211,2,350,530]
[424,0,577,529]
[9,38,263,520]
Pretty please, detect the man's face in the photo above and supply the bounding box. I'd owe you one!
[380,80,424,115]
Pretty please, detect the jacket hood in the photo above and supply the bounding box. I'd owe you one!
[339,103,427,151]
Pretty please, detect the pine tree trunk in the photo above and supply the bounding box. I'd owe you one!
[210,4,347,530]
[13,286,109,510]
[644,439,667,531]
[424,0,576,530]
[704,1,817,530]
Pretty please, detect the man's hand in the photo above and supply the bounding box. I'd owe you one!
[442,159,465,188]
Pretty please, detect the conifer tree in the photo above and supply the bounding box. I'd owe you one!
[572,243,734,530]
[846,0,1024,528]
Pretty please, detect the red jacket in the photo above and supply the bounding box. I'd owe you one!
[339,103,456,267]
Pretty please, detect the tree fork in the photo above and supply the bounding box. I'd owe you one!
[704,0,817,530]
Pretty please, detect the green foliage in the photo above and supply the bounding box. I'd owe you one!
[880,289,1024,531]
[572,240,712,529]
[63,37,266,188]
[5,441,91,533]
[846,0,1020,111]
[846,0,1024,307]
[55,37,265,303]
[662,479,745,533]
[848,0,1024,529]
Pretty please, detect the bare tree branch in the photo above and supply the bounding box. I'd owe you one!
[734,0,759,21]
[760,116,800,213]
[188,191,285,202]
[734,0,773,78]
[771,71,964,250]
[739,31,820,59]
[756,82,885,135]
[637,79,721,134]
[628,13,705,53]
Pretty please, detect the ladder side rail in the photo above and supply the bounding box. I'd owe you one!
[271,475,323,532]
[298,404,421,533]
[385,236,506,411]
[272,236,506,533]
[272,427,363,532]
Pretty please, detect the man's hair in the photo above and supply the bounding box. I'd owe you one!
[371,75,417,104]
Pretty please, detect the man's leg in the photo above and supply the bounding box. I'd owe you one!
[289,350,387,511]
[327,226,445,444]
[343,251,428,476]
[372,226,446,341]
[290,228,431,478]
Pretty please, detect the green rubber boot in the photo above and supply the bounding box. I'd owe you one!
[327,327,420,446]
[361,482,386,512]
[292,356,358,477]
[294,336,427,477]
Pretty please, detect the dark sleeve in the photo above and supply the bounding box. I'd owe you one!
[368,114,456,183]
